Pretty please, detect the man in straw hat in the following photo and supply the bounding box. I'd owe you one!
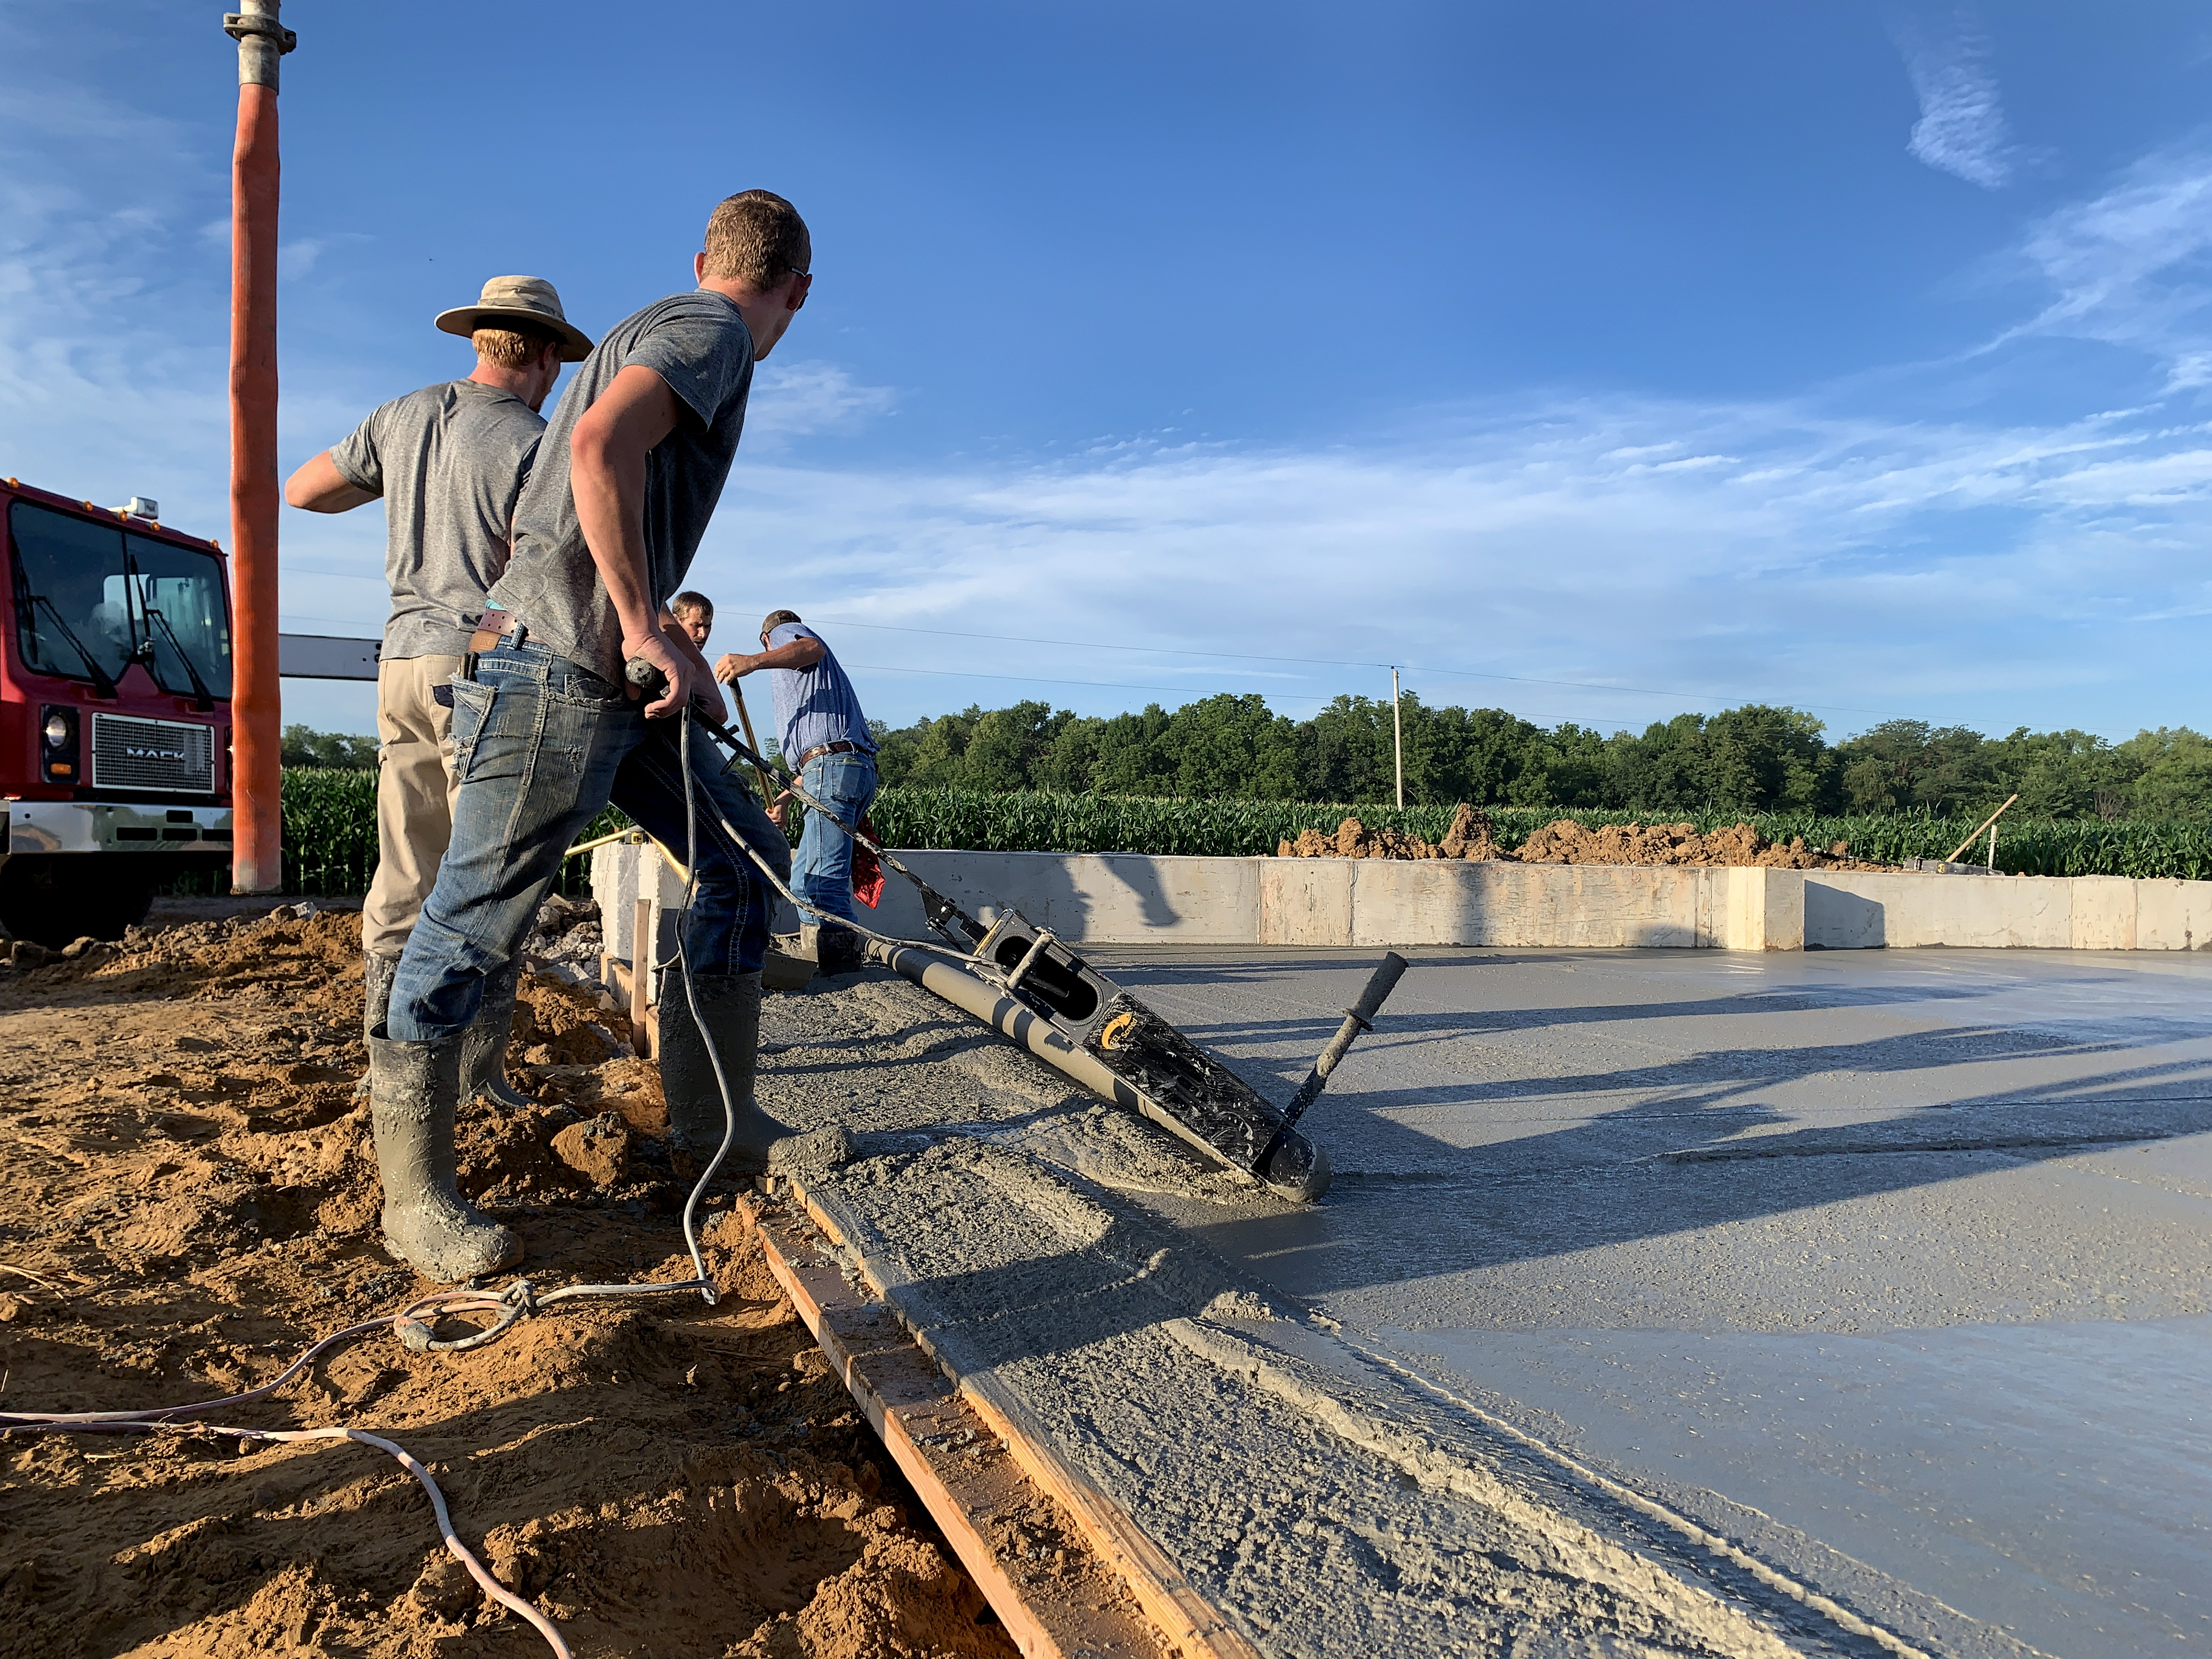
[285,276,591,1210]
[374,193,816,1281]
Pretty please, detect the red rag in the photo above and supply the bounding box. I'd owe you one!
[851,814,885,909]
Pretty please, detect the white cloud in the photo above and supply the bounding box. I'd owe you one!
[742,361,896,447]
[689,394,2212,734]
[1999,150,2212,388]
[278,232,373,285]
[0,75,229,515]
[279,239,321,282]
[1897,13,2015,189]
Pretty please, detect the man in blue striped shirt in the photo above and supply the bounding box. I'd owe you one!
[717,610,878,975]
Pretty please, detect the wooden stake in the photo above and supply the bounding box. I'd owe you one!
[727,680,782,807]
[1945,794,2018,866]
[630,896,653,1057]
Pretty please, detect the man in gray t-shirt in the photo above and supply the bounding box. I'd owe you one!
[377,193,819,1284]
[490,291,756,681]
[288,275,590,986]
[288,275,594,1279]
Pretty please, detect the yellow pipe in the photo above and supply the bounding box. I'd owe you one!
[655,839,691,884]
[562,827,645,862]
[558,826,690,884]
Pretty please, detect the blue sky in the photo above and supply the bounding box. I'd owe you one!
[4,2,2212,742]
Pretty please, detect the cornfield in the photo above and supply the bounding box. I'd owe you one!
[173,775,2212,898]
[872,791,2212,879]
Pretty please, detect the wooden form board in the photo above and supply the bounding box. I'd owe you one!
[780,1182,1264,1659]
[735,1194,1176,1659]
[596,953,658,1059]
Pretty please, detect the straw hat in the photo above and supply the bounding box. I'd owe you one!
[434,275,593,362]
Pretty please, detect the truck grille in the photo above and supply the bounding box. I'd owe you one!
[89,714,217,794]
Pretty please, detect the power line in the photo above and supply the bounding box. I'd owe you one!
[805,615,1380,672]
[845,662,1336,704]
[1391,664,1915,722]
[782,613,1915,723]
[273,590,1910,723]
[279,565,386,583]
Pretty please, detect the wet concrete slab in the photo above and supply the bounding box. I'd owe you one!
[1088,946,2212,1658]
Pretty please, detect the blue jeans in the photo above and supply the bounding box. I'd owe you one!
[793,752,878,929]
[387,641,791,1043]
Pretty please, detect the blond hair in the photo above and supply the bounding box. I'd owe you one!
[471,325,557,370]
[702,191,811,289]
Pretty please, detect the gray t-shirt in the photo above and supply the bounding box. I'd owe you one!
[488,291,755,679]
[329,380,544,659]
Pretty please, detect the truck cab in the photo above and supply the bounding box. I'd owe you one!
[1,477,234,946]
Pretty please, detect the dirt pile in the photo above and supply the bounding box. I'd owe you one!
[1510,819,1886,869]
[0,905,1022,1658]
[1279,805,1889,870]
[1277,802,1509,862]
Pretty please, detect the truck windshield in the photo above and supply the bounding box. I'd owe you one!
[125,533,232,701]
[7,500,232,699]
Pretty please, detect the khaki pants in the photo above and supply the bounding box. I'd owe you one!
[362,653,465,958]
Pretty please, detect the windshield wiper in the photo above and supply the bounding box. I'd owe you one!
[142,603,216,711]
[28,594,120,698]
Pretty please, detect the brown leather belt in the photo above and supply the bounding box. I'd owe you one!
[466,608,521,654]
[797,739,864,766]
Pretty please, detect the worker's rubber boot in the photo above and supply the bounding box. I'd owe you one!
[356,951,404,1102]
[814,922,866,979]
[459,960,534,1110]
[762,941,816,993]
[657,966,792,1173]
[363,951,401,1041]
[368,1031,522,1283]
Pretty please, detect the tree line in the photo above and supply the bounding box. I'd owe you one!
[868,693,2212,820]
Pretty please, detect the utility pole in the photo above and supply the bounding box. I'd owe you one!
[222,3,294,894]
[1391,666,1404,809]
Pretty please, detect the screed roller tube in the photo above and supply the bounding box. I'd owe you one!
[871,939,1332,1203]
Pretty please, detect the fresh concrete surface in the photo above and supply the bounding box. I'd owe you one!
[1089,944,2212,1658]
[760,973,1881,1658]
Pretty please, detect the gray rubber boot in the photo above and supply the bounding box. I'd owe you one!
[368,1031,523,1283]
[656,966,792,1172]
[459,959,534,1110]
[356,951,403,1102]
[363,951,401,1041]
[814,921,866,979]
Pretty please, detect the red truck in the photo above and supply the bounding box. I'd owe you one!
[1,476,236,946]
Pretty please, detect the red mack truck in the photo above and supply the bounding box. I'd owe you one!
[0,476,236,946]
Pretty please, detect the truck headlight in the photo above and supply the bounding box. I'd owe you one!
[40,706,80,783]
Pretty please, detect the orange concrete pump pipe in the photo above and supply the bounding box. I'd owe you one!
[224,2,295,895]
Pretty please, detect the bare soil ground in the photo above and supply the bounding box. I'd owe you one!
[1279,804,1893,870]
[0,907,1022,1659]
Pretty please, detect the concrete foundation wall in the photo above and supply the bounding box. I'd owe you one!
[589,841,2212,952]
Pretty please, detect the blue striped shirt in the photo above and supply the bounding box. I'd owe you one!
[766,623,876,762]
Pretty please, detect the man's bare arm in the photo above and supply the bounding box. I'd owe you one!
[715,635,825,681]
[284,451,376,513]
[570,365,686,716]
